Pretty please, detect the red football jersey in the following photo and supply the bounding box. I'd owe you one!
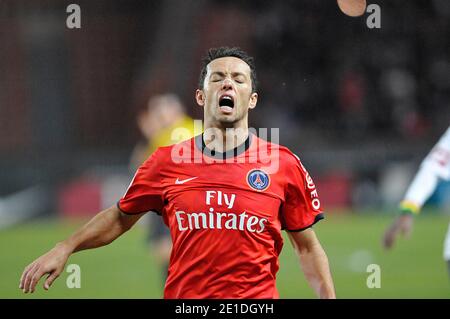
[118,133,324,298]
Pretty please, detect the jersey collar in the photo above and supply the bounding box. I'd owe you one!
[195,132,252,160]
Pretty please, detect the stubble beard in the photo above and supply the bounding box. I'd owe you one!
[212,109,246,129]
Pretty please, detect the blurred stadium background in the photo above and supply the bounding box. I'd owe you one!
[1,0,449,298]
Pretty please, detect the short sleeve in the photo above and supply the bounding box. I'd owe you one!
[118,149,164,214]
[280,155,324,231]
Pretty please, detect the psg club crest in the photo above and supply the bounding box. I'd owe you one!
[247,169,270,191]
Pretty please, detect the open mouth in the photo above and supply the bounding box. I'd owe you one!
[219,95,234,113]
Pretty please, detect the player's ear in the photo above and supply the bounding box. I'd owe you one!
[248,92,258,110]
[196,89,205,107]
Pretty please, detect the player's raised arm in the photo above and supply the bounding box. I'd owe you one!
[287,228,336,299]
[19,205,145,293]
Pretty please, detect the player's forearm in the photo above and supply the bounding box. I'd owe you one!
[58,205,139,254]
[402,164,440,211]
[299,245,336,299]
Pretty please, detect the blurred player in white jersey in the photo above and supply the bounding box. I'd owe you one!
[383,126,450,275]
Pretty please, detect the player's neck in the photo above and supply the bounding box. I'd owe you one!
[203,122,249,153]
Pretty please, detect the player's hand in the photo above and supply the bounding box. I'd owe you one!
[382,214,414,249]
[19,243,71,293]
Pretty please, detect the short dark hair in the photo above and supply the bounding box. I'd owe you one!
[198,47,258,93]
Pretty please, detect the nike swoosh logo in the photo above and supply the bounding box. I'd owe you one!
[175,177,198,185]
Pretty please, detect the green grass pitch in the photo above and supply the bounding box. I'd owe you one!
[1,211,449,298]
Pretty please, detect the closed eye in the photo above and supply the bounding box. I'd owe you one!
[233,74,246,83]
[210,72,225,82]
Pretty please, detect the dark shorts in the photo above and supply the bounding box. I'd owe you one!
[147,212,170,242]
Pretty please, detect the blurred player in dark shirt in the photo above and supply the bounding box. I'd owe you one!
[130,94,196,285]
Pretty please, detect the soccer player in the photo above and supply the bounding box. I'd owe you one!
[19,47,336,298]
[130,93,196,286]
[383,126,450,274]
